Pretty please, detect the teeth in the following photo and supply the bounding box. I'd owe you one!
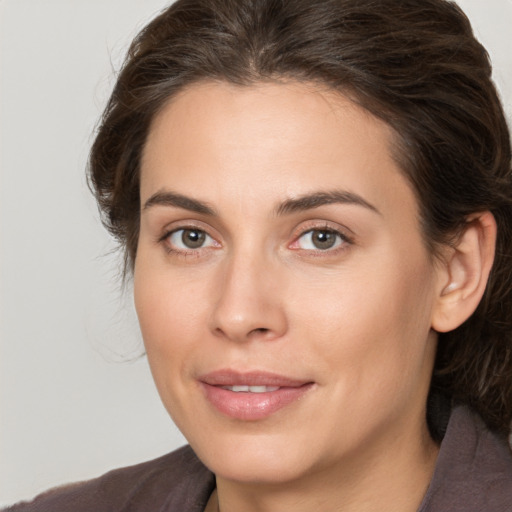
[248,386,280,393]
[222,385,280,393]
[231,385,249,392]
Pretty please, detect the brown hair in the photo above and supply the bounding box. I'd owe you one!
[89,0,512,436]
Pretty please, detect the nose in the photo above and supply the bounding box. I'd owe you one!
[209,252,288,343]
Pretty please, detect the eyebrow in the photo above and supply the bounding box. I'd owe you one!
[275,190,380,216]
[142,189,380,217]
[143,191,216,215]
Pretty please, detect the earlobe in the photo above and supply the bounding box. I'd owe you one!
[431,211,496,333]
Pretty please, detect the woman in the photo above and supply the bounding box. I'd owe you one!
[5,0,512,510]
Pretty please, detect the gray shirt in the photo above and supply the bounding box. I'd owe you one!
[4,406,512,511]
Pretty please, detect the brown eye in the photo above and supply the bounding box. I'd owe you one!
[182,229,206,248]
[168,228,212,250]
[312,230,338,249]
[297,229,344,250]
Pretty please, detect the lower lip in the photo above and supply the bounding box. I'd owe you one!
[200,383,314,420]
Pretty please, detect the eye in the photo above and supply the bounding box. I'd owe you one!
[167,228,216,250]
[296,229,346,251]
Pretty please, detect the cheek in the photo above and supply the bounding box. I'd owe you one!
[134,249,209,337]
[133,259,204,377]
[133,267,210,429]
[292,249,436,392]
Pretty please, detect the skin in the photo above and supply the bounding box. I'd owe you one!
[135,81,448,512]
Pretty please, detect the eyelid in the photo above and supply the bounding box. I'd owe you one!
[155,219,354,256]
[288,221,354,252]
[157,221,222,255]
[169,228,216,250]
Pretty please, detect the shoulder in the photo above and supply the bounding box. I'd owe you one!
[2,445,215,512]
[420,405,512,512]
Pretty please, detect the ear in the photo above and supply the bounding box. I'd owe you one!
[431,211,497,333]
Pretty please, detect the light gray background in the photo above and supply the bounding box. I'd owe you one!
[1,0,511,507]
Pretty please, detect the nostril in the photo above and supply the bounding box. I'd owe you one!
[251,327,270,335]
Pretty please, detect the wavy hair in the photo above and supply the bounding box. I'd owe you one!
[89,0,512,436]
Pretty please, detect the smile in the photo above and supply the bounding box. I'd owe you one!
[199,370,314,421]
[221,385,280,393]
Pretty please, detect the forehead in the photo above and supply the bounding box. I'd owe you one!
[140,80,418,220]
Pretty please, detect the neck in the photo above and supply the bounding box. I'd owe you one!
[209,418,439,512]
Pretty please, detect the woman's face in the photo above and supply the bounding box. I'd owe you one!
[135,81,443,484]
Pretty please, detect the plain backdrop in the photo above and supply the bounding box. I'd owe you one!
[0,0,511,507]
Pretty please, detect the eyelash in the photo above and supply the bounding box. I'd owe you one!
[158,223,354,258]
[158,226,219,257]
[289,224,353,256]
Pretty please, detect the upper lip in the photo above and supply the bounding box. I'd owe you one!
[199,370,311,387]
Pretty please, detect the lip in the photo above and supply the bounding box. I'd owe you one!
[199,370,314,421]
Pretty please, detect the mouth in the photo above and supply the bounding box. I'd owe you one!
[220,385,280,393]
[199,370,314,421]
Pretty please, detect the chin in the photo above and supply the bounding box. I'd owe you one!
[203,450,311,485]
[189,429,318,485]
